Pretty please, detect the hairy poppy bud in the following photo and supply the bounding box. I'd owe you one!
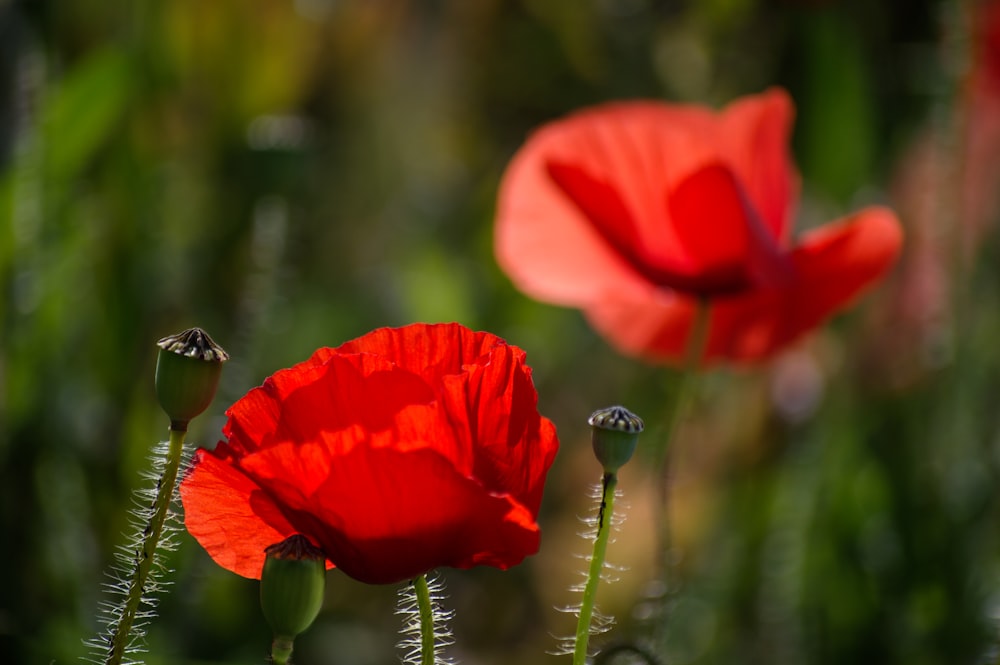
[155,328,228,431]
[588,405,644,474]
[260,535,326,647]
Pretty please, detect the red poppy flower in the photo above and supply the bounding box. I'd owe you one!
[494,88,903,364]
[180,323,559,585]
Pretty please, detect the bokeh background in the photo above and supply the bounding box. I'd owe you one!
[3,0,1000,663]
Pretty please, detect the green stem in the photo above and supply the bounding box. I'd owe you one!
[105,426,187,665]
[271,635,294,665]
[414,574,436,665]
[573,472,619,665]
[653,300,710,475]
[654,299,710,571]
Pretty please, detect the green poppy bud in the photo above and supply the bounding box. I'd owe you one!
[588,405,644,474]
[260,535,327,644]
[154,328,228,431]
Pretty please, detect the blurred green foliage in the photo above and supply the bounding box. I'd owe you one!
[3,0,999,664]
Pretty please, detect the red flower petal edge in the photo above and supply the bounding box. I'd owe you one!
[180,323,559,584]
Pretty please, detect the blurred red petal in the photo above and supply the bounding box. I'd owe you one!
[583,287,697,361]
[583,207,902,364]
[667,162,792,294]
[495,89,901,365]
[717,88,799,242]
[709,206,903,361]
[495,101,720,306]
[495,90,798,311]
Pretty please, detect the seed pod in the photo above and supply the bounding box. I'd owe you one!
[154,328,228,431]
[588,405,644,474]
[260,535,327,641]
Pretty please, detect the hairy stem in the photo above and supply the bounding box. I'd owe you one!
[413,574,436,665]
[574,472,619,665]
[105,426,187,665]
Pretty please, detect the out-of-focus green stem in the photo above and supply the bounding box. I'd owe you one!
[656,299,710,465]
[414,574,436,665]
[573,472,619,665]
[105,426,186,665]
[654,299,710,571]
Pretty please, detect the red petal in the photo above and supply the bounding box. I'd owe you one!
[319,323,559,515]
[705,205,902,361]
[223,353,439,458]
[583,285,699,361]
[321,323,499,381]
[583,207,902,364]
[180,450,311,579]
[187,323,559,582]
[441,342,559,516]
[718,88,799,243]
[240,439,541,585]
[495,101,720,306]
[495,90,797,307]
[667,162,792,294]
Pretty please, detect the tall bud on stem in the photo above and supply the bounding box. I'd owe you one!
[571,406,644,665]
[90,328,227,665]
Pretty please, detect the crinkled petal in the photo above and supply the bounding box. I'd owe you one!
[184,322,560,584]
[223,352,441,458]
[440,343,559,516]
[241,440,541,584]
[318,323,500,382]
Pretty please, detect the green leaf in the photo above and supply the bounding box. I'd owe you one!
[42,47,133,182]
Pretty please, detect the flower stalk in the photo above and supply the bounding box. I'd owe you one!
[103,426,186,665]
[414,574,437,665]
[89,328,226,665]
[397,573,453,665]
[571,406,644,665]
[573,471,619,665]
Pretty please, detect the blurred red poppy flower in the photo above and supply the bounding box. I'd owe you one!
[180,323,559,585]
[495,88,903,364]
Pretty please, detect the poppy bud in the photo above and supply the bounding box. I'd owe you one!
[155,328,228,431]
[260,535,326,645]
[588,405,644,473]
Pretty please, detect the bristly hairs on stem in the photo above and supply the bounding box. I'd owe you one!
[551,478,629,661]
[396,572,455,665]
[83,433,191,665]
[85,327,228,665]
